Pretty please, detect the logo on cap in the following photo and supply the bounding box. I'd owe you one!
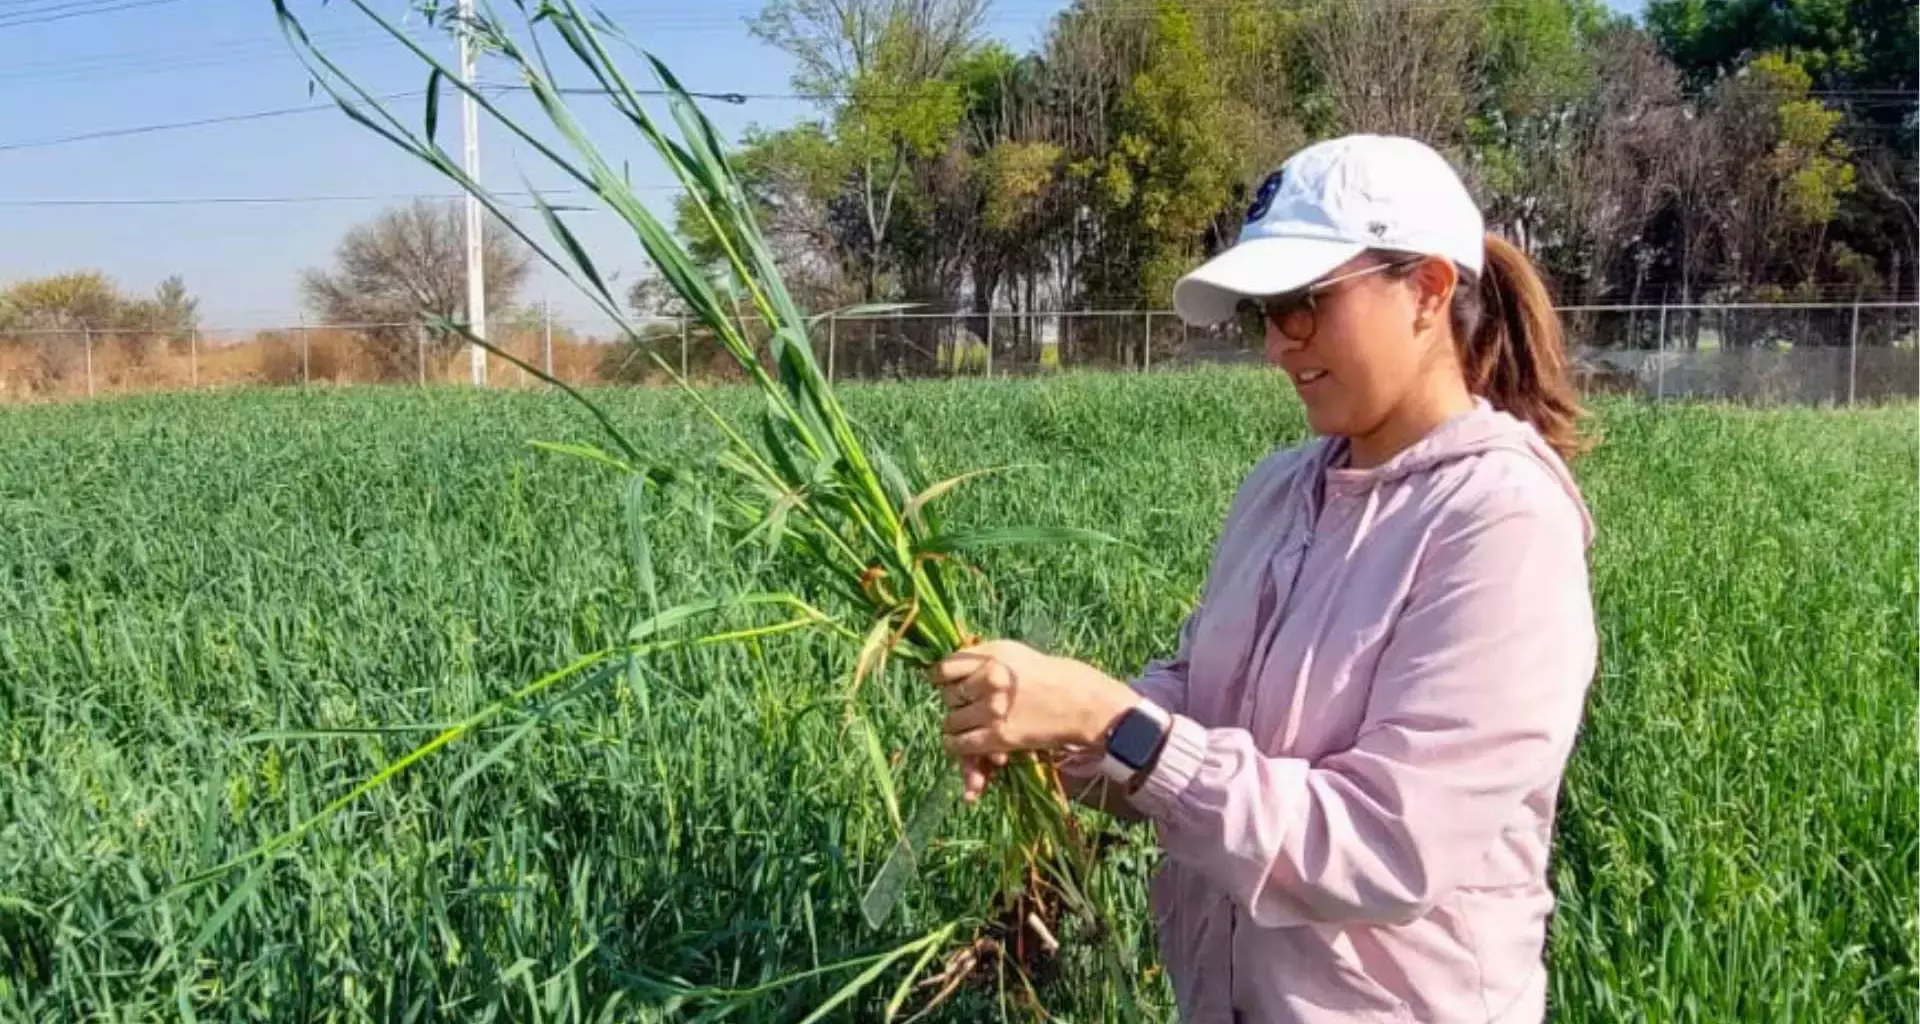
[1245,171,1283,225]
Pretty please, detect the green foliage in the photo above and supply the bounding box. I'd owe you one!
[0,376,1912,1019]
[1084,0,1269,306]
[1744,54,1856,227]
[1478,0,1613,119]
[1645,0,1916,91]
[0,270,200,338]
[979,140,1061,235]
[659,0,1910,314]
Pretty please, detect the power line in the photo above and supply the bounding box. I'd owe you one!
[0,31,394,86]
[0,84,760,154]
[0,188,681,208]
[0,95,418,153]
[0,0,182,29]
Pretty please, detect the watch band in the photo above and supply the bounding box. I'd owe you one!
[1099,698,1171,785]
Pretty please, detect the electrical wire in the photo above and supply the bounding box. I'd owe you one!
[0,83,765,153]
[0,188,679,207]
[0,0,183,30]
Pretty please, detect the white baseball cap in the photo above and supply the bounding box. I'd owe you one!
[1171,134,1486,326]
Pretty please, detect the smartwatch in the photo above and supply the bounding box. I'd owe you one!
[1100,698,1172,785]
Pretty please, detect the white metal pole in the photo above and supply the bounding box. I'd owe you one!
[679,316,689,378]
[459,0,488,387]
[1655,303,1667,402]
[417,322,427,386]
[1847,301,1860,406]
[83,328,93,397]
[984,308,994,379]
[827,313,836,382]
[190,327,199,389]
[543,301,554,379]
[1143,311,1152,372]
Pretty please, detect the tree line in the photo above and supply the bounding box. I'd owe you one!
[642,0,1915,322]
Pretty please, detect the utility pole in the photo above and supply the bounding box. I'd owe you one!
[542,300,554,379]
[459,0,487,387]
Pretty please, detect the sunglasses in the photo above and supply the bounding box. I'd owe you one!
[1234,257,1423,343]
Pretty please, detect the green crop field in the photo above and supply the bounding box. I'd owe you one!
[1,368,1913,1022]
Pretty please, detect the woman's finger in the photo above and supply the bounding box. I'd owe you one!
[942,679,973,708]
[930,649,993,687]
[959,752,1010,804]
[961,758,993,802]
[943,727,1014,759]
[942,697,998,735]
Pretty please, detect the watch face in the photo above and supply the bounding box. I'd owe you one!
[1108,708,1165,770]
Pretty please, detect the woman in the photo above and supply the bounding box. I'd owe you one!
[931,134,1598,1022]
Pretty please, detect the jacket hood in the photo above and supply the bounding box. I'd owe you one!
[1318,399,1594,547]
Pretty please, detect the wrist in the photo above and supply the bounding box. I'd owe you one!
[1071,663,1140,748]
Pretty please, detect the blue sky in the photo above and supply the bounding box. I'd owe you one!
[0,0,1638,330]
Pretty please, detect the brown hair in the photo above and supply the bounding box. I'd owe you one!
[1385,235,1587,461]
[1459,235,1587,460]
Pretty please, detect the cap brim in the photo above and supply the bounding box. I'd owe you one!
[1171,236,1365,326]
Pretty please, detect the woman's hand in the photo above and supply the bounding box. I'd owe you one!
[931,640,1139,801]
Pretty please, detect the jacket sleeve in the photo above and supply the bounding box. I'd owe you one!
[1060,449,1297,786]
[1126,483,1597,928]
[1057,563,1203,793]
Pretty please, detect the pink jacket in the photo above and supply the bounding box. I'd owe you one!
[1087,402,1597,1022]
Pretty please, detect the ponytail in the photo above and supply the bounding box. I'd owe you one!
[1449,235,1587,462]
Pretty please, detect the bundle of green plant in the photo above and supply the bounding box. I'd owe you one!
[227,0,1130,1015]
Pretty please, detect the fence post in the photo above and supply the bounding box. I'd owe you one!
[1847,301,1861,406]
[984,309,994,379]
[678,316,689,378]
[1143,311,1153,372]
[299,315,310,386]
[543,303,554,379]
[826,313,836,381]
[1655,303,1668,402]
[84,327,94,398]
[417,323,427,386]
[190,327,199,389]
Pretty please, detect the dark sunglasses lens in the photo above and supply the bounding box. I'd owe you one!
[1277,302,1314,341]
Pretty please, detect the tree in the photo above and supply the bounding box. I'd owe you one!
[1036,0,1297,314]
[681,0,1905,343]
[1646,0,1915,299]
[0,271,202,384]
[301,199,533,331]
[1646,0,1917,93]
[0,271,123,332]
[1303,0,1484,146]
[676,122,860,312]
[117,275,201,353]
[1092,0,1265,305]
[627,273,693,320]
[752,0,986,299]
[1709,53,1856,294]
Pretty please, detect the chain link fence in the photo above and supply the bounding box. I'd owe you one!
[1,303,1912,405]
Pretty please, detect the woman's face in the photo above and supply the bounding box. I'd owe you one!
[1264,255,1459,443]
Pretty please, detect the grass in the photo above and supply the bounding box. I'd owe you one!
[0,368,1913,1021]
